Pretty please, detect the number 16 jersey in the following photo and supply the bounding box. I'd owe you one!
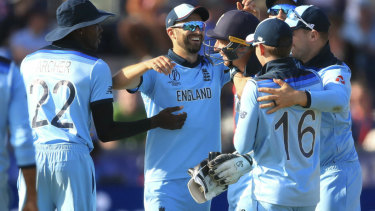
[20,45,113,151]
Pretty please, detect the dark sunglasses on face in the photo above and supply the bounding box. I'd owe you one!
[267,4,296,16]
[170,21,206,32]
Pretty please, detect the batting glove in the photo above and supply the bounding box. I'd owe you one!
[207,152,253,186]
[187,152,228,204]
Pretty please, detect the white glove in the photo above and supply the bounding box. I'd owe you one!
[187,152,228,204]
[208,152,253,186]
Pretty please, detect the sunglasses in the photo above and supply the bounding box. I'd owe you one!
[287,10,315,30]
[267,4,296,16]
[170,21,206,32]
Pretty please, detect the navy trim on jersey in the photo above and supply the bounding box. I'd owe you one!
[256,57,307,80]
[302,42,342,71]
[0,56,11,74]
[90,98,114,107]
[167,49,204,68]
[36,45,99,61]
[19,164,36,169]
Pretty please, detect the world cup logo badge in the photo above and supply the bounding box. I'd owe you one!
[168,69,181,86]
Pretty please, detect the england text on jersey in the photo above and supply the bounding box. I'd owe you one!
[176,88,212,102]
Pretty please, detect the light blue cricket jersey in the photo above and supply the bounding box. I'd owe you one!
[299,43,358,167]
[134,50,230,182]
[20,45,113,151]
[234,58,323,207]
[0,57,35,177]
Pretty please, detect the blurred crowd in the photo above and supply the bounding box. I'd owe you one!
[2,0,375,191]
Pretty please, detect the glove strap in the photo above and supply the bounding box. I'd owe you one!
[242,154,253,166]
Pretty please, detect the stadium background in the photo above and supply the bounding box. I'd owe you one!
[2,0,375,210]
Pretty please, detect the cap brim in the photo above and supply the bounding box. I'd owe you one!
[45,12,114,42]
[245,33,255,45]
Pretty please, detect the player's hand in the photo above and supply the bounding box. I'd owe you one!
[22,199,38,211]
[208,153,253,186]
[257,79,306,114]
[152,106,187,130]
[237,0,260,19]
[143,56,175,75]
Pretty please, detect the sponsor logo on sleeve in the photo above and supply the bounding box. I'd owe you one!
[335,75,345,84]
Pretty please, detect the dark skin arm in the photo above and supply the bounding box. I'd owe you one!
[91,100,187,142]
[21,167,38,211]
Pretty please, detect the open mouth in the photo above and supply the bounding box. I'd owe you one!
[190,36,202,43]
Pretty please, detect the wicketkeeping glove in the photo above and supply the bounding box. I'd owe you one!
[187,152,228,204]
[207,152,253,186]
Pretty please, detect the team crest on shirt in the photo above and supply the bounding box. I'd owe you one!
[168,69,181,86]
[106,86,112,94]
[335,75,345,84]
[202,68,211,81]
[239,110,247,119]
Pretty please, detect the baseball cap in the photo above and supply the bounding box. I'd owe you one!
[165,3,209,28]
[206,10,259,41]
[285,5,330,32]
[266,0,300,9]
[45,0,114,42]
[246,18,292,47]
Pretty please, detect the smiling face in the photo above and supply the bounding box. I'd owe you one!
[172,13,204,54]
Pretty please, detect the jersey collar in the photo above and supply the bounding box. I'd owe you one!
[45,39,99,58]
[167,49,203,68]
[259,57,297,76]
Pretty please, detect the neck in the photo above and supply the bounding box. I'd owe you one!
[302,40,326,64]
[172,45,198,63]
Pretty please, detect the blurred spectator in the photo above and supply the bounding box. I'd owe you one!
[117,0,171,60]
[9,7,49,64]
[351,79,375,146]
[341,0,375,84]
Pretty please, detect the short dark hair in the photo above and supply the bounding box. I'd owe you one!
[264,36,292,58]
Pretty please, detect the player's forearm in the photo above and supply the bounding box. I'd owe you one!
[112,62,150,90]
[21,167,37,202]
[91,101,153,142]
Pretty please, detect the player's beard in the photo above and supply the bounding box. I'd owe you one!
[183,34,203,54]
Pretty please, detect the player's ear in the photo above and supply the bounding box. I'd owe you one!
[167,28,176,40]
[259,44,265,56]
[310,30,319,42]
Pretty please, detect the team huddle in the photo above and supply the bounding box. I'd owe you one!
[0,0,362,210]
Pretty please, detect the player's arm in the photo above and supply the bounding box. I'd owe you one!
[112,56,175,90]
[231,68,251,98]
[8,63,38,211]
[258,69,349,113]
[234,80,258,153]
[91,100,187,142]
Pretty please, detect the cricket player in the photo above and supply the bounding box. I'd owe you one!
[0,56,38,211]
[112,3,230,210]
[19,0,186,210]
[209,18,324,210]
[258,5,362,211]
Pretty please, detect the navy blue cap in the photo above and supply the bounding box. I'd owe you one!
[246,18,292,47]
[286,5,330,32]
[45,0,114,42]
[206,10,259,41]
[266,0,300,9]
[165,3,209,28]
